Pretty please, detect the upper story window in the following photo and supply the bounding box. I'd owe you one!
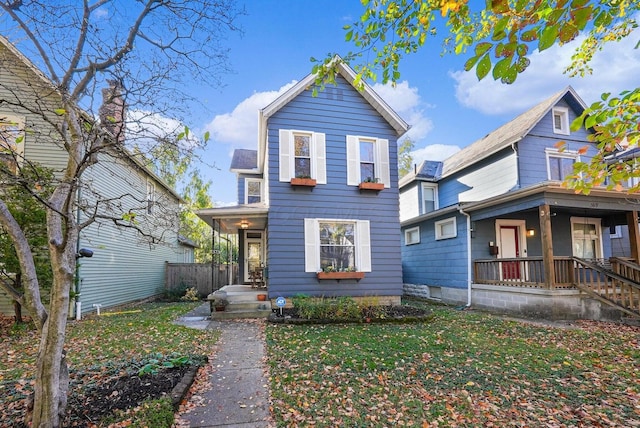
[552,107,570,135]
[304,218,371,273]
[0,114,25,175]
[279,129,326,183]
[146,179,155,214]
[359,139,375,181]
[346,135,390,187]
[294,134,312,177]
[421,183,438,214]
[245,178,263,204]
[546,148,578,181]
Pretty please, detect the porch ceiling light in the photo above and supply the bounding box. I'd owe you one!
[240,220,249,229]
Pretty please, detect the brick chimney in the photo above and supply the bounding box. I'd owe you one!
[99,79,126,144]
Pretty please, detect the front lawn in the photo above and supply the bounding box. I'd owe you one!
[266,302,640,426]
[0,302,218,426]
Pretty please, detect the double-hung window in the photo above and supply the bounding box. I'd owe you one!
[0,114,25,175]
[245,178,262,204]
[304,218,371,272]
[346,135,390,187]
[546,148,578,181]
[421,183,438,214]
[279,129,326,183]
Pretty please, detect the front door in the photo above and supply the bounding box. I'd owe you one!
[496,220,527,280]
[244,231,264,283]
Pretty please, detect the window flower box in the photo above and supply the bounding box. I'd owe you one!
[291,177,316,187]
[358,181,384,191]
[317,271,365,281]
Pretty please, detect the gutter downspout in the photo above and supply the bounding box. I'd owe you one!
[511,143,520,189]
[459,207,472,307]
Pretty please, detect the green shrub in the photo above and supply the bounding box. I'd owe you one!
[163,284,189,301]
[292,296,361,321]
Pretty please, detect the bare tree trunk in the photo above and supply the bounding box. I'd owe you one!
[30,183,76,427]
[13,300,22,324]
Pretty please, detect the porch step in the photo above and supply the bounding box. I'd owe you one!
[211,302,272,320]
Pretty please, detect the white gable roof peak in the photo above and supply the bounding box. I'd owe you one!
[260,56,409,137]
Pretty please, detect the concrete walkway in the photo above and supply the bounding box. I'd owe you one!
[175,304,272,427]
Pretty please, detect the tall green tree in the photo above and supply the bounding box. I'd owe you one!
[144,132,216,263]
[0,2,242,426]
[398,137,415,178]
[315,0,639,194]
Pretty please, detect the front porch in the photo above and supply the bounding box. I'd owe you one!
[473,256,640,319]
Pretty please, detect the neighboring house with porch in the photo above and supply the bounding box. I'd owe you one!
[400,87,640,321]
[197,60,409,304]
[0,35,184,317]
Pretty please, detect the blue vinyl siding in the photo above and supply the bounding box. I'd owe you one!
[518,100,595,187]
[402,212,468,289]
[266,76,403,298]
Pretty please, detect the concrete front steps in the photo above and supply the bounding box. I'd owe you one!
[209,284,272,320]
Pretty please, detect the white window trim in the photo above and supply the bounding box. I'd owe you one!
[279,129,326,184]
[146,179,155,214]
[346,135,390,188]
[244,178,263,204]
[405,226,420,245]
[0,113,26,172]
[570,216,604,259]
[421,183,438,214]
[552,106,570,135]
[545,148,579,181]
[304,218,371,273]
[435,217,457,240]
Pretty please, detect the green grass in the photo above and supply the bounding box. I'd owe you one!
[0,301,219,426]
[266,302,640,427]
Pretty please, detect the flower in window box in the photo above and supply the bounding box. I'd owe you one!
[359,177,384,191]
[291,175,316,187]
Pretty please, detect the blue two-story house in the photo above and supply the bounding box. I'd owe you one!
[400,87,640,321]
[198,60,409,305]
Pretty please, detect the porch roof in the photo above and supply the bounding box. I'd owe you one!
[196,203,268,233]
[400,183,640,227]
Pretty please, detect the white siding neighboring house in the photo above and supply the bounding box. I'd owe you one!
[0,36,183,316]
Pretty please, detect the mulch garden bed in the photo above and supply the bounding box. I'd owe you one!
[268,305,434,324]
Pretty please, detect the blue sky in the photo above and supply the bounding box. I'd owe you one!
[186,1,640,205]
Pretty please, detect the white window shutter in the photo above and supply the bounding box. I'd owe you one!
[377,138,390,188]
[357,220,371,272]
[279,129,292,182]
[314,132,327,184]
[346,135,360,185]
[304,218,319,272]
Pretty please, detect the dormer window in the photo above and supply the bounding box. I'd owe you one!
[245,178,262,204]
[552,107,570,135]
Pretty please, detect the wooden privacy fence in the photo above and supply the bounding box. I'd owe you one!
[165,262,238,297]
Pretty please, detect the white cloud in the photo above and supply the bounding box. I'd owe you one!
[411,143,460,165]
[204,81,297,148]
[372,80,434,141]
[451,23,640,115]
